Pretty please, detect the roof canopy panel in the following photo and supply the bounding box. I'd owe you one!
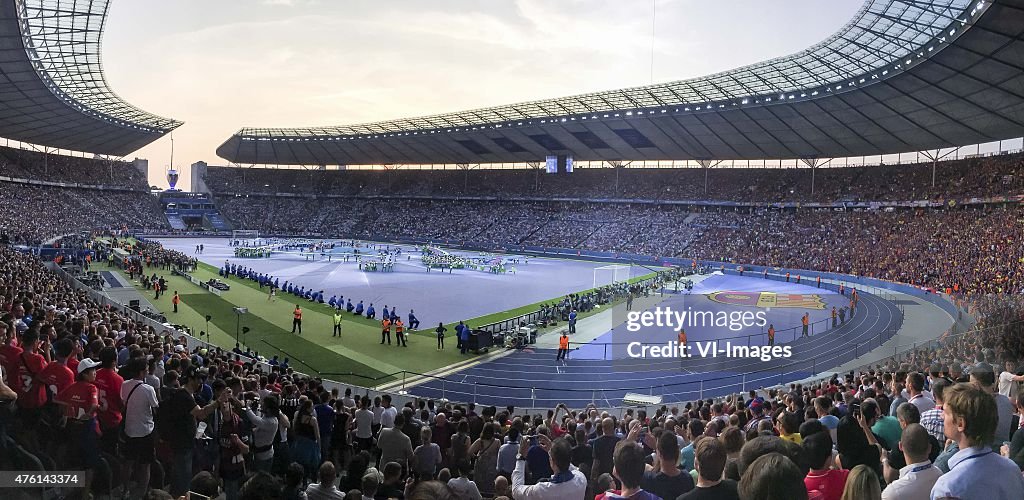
[219,0,1024,165]
[0,0,182,155]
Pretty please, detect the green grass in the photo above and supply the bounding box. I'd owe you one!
[181,293,390,383]
[102,252,659,387]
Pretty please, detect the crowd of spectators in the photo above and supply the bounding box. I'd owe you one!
[216,191,1024,296]
[204,152,1024,203]
[686,207,1024,295]
[2,132,1024,498]
[0,145,150,190]
[0,182,169,246]
[0,232,1022,499]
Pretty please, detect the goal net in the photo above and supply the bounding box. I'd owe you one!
[232,229,260,241]
[593,264,631,288]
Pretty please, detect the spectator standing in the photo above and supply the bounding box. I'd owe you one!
[120,357,160,500]
[94,346,124,454]
[377,413,414,472]
[803,432,849,500]
[839,465,881,500]
[880,424,941,500]
[306,461,345,500]
[641,429,695,499]
[468,422,500,497]
[160,366,221,497]
[930,383,1024,499]
[413,427,442,480]
[56,358,101,495]
[512,435,587,499]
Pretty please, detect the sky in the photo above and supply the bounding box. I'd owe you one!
[100,0,864,190]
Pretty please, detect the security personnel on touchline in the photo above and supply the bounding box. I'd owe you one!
[556,332,570,361]
[292,305,302,334]
[380,318,392,345]
[395,319,407,347]
[332,311,343,337]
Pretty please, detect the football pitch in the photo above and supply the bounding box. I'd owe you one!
[107,237,655,387]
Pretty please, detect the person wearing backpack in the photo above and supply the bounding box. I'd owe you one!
[121,357,159,500]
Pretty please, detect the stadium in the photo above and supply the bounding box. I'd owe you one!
[0,0,1022,499]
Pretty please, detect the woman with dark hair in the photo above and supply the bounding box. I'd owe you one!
[340,450,371,492]
[738,452,808,500]
[281,463,306,500]
[450,420,470,469]
[835,416,883,484]
[244,394,282,474]
[330,399,350,469]
[290,398,321,480]
[468,422,500,497]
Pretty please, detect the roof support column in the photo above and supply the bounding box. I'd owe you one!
[456,163,479,192]
[607,161,631,194]
[920,148,960,188]
[799,158,830,195]
[696,159,722,195]
[527,162,543,191]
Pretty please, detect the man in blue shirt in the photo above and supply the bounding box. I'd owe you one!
[408,310,420,330]
[366,304,376,319]
[568,310,578,334]
[382,306,390,321]
[930,383,1024,499]
[455,322,466,351]
[346,299,354,313]
[459,324,471,354]
[355,301,364,315]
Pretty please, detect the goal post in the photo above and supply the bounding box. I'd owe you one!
[231,229,260,241]
[593,264,631,288]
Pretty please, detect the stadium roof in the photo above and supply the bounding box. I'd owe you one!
[0,0,182,156]
[218,0,1024,166]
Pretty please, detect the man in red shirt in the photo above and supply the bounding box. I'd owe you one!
[93,346,124,454]
[0,324,22,385]
[803,432,849,500]
[57,357,101,494]
[38,338,75,404]
[13,329,49,421]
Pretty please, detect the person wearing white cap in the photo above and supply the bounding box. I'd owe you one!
[56,357,102,494]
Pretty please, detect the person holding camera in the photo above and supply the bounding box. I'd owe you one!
[512,433,587,499]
